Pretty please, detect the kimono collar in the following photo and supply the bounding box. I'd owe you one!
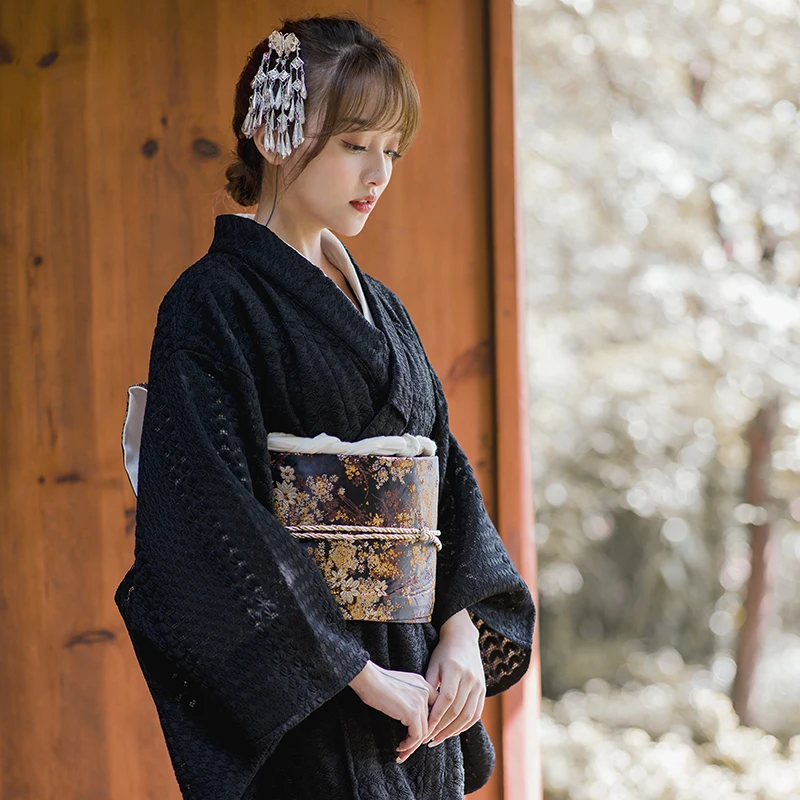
[210,214,356,288]
[208,213,378,329]
[225,212,374,324]
[207,213,416,431]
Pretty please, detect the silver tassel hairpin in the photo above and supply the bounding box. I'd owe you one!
[241,30,307,158]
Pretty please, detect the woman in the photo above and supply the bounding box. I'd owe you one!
[116,14,535,800]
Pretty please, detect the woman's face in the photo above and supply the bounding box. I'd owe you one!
[255,115,403,238]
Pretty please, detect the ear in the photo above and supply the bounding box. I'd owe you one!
[251,123,287,167]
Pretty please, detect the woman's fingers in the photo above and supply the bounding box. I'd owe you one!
[424,660,442,697]
[425,677,471,745]
[427,680,439,707]
[397,678,438,761]
[427,690,469,745]
[425,670,460,736]
[394,669,486,762]
[397,711,426,757]
[430,686,484,744]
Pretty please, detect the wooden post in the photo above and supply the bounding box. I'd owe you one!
[732,400,779,726]
[488,1,543,798]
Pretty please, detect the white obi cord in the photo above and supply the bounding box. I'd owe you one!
[122,384,437,497]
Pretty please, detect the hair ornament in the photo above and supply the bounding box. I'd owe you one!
[241,30,307,158]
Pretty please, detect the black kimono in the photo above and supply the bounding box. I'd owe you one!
[114,213,535,800]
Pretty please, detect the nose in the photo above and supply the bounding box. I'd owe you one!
[364,152,391,188]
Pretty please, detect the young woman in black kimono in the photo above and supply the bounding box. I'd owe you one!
[116,14,535,800]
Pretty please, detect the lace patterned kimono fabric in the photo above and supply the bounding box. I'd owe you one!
[114,212,536,800]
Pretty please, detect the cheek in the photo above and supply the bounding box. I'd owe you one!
[319,165,360,206]
[292,150,361,208]
[292,163,335,199]
[330,156,360,186]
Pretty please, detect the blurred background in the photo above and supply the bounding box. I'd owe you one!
[514,0,800,797]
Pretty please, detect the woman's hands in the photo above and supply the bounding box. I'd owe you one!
[349,609,485,764]
[417,609,485,754]
[349,660,438,759]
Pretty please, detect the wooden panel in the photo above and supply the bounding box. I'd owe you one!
[0,0,537,797]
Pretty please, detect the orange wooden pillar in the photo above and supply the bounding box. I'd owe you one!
[489,2,542,798]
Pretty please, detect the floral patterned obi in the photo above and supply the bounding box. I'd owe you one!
[270,451,440,622]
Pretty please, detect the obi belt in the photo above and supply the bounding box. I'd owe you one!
[122,384,441,623]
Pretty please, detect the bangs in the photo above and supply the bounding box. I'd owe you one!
[319,49,421,155]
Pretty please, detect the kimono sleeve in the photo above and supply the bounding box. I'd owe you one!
[114,346,370,800]
[428,368,536,698]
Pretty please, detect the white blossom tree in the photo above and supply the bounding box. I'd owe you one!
[516,0,800,755]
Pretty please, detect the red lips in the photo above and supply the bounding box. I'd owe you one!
[350,198,375,213]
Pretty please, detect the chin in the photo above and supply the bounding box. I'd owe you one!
[329,219,366,238]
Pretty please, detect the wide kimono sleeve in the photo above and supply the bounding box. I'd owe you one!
[426,362,536,699]
[114,344,371,800]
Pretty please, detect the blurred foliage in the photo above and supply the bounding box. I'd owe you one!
[514,0,800,741]
[540,649,800,799]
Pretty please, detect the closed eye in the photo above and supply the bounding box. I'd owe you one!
[343,141,402,161]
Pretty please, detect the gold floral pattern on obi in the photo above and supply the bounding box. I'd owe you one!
[270,451,439,622]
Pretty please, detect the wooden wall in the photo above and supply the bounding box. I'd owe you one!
[0,1,540,797]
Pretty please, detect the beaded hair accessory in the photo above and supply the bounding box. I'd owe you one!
[241,30,307,158]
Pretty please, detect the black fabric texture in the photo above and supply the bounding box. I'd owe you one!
[114,213,536,799]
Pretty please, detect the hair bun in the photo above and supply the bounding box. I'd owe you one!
[224,143,261,207]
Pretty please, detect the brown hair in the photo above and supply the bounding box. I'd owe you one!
[224,14,421,207]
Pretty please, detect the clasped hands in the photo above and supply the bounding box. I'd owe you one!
[348,608,486,764]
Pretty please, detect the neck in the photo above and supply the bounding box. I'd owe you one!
[253,203,325,267]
